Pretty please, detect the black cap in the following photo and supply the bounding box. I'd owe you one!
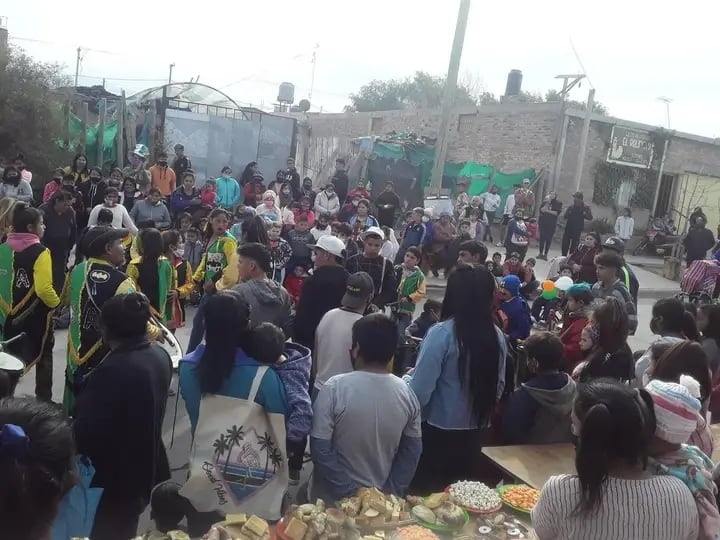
[341,272,375,309]
[82,226,129,257]
[603,236,625,254]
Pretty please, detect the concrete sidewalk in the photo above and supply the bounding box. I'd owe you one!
[425,246,679,300]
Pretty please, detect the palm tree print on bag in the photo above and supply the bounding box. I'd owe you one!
[210,425,283,501]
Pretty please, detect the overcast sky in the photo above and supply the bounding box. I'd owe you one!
[5,0,718,137]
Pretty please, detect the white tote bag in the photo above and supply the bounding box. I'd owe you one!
[180,366,288,520]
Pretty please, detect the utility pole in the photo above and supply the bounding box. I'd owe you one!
[168,63,175,84]
[573,87,595,192]
[428,0,472,196]
[309,44,319,102]
[658,96,672,128]
[74,46,81,87]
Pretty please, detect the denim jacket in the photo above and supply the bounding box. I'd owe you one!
[403,319,506,429]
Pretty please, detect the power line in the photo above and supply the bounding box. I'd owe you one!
[78,74,167,83]
[569,38,594,89]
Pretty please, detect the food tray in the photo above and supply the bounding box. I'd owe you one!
[496,484,538,514]
[444,485,503,515]
[415,504,470,532]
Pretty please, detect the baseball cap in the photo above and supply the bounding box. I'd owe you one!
[82,226,129,257]
[603,236,625,254]
[362,226,385,240]
[311,235,346,259]
[342,272,375,309]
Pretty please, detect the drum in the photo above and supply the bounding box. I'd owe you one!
[154,318,183,369]
[0,351,26,396]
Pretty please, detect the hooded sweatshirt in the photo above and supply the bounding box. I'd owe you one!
[232,278,293,338]
[255,190,282,223]
[500,275,531,343]
[129,199,171,229]
[5,233,60,308]
[502,372,576,444]
[271,342,312,441]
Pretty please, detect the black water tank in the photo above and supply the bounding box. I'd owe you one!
[505,69,523,96]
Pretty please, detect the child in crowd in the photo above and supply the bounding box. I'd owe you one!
[310,213,332,241]
[467,211,479,239]
[332,221,359,260]
[149,481,189,535]
[286,215,314,271]
[229,205,255,239]
[96,207,114,227]
[491,252,504,278]
[294,196,316,227]
[284,263,308,306]
[267,222,293,283]
[447,220,472,275]
[183,227,204,272]
[500,275,532,347]
[164,230,195,329]
[502,251,522,277]
[174,212,192,254]
[526,217,538,247]
[245,322,312,485]
[130,219,157,260]
[502,331,576,445]
[200,178,217,207]
[395,246,427,342]
[407,298,441,340]
[348,180,371,200]
[559,283,593,373]
[380,225,400,262]
[645,378,720,538]
[519,257,538,299]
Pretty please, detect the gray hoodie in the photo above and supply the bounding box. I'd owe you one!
[232,279,294,337]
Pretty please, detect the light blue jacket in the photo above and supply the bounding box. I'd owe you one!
[404,319,506,430]
[216,176,241,209]
[179,344,288,436]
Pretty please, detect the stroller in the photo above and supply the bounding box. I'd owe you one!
[679,259,720,305]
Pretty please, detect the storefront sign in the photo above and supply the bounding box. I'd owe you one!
[607,126,654,168]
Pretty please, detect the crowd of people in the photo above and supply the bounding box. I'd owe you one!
[2,148,720,540]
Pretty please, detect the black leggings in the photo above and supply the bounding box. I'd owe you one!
[538,227,554,255]
[561,230,581,256]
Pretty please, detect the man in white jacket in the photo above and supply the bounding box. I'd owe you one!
[314,184,341,217]
[87,187,138,235]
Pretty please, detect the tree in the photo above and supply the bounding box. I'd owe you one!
[223,425,245,475]
[347,71,476,112]
[544,89,609,115]
[0,46,72,181]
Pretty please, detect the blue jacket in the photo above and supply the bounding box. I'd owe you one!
[179,345,288,436]
[401,222,427,249]
[501,296,531,343]
[272,343,312,442]
[216,176,241,209]
[403,320,506,429]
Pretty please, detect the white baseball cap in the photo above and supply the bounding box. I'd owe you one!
[362,226,385,239]
[311,235,346,258]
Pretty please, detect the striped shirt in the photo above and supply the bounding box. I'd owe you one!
[532,474,699,540]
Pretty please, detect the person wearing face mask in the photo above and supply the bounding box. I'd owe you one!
[314,184,340,217]
[88,187,139,234]
[149,151,176,197]
[216,166,241,210]
[60,171,86,221]
[13,154,33,184]
[299,177,316,206]
[0,165,34,203]
[130,188,172,230]
[77,166,108,229]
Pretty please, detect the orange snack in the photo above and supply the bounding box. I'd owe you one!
[501,485,540,511]
[395,525,440,540]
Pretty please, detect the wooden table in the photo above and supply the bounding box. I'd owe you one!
[482,444,576,490]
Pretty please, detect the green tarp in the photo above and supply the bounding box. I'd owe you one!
[370,140,535,209]
[65,116,119,169]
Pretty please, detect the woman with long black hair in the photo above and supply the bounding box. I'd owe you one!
[532,380,699,540]
[126,228,174,324]
[404,265,507,492]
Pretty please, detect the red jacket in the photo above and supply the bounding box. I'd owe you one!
[502,260,522,277]
[284,274,306,305]
[559,311,588,372]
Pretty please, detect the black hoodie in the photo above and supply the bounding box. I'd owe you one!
[294,264,349,349]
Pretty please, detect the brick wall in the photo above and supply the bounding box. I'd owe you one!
[296,102,563,187]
